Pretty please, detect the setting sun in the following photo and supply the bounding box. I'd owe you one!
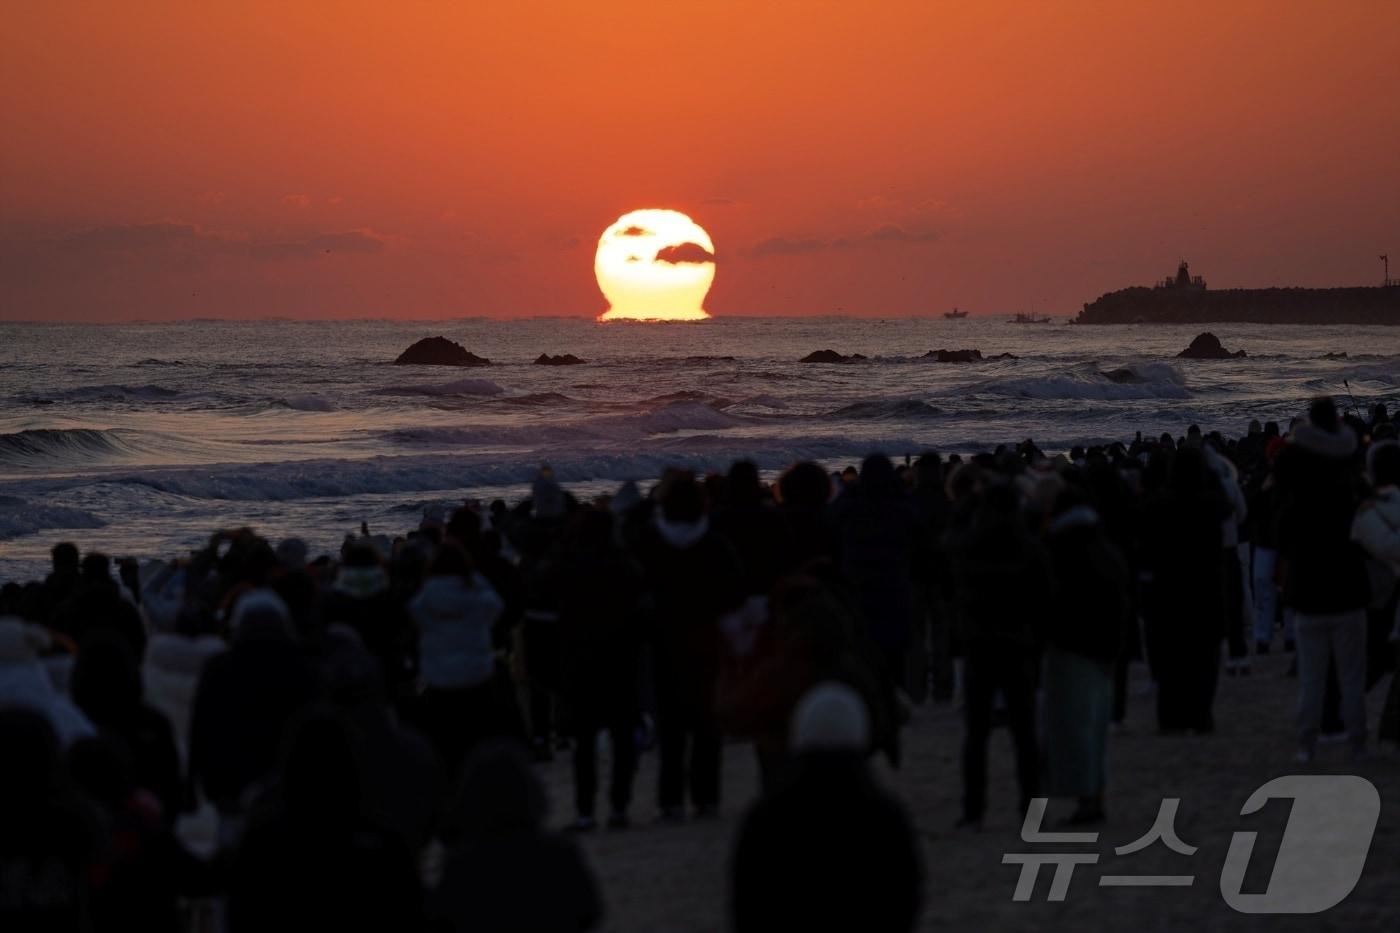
[596,209,715,321]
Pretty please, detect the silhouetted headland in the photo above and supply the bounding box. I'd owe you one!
[1076,261,1400,325]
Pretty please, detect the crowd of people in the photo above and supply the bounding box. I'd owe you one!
[1,395,1397,931]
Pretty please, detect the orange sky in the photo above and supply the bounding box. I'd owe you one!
[3,1,1398,320]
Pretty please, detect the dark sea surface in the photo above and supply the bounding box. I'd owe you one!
[2,317,1397,579]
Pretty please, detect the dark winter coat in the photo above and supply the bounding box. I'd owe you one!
[731,753,921,933]
[1273,425,1370,614]
[1044,511,1130,663]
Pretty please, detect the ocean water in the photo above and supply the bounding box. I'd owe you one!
[2,317,1397,580]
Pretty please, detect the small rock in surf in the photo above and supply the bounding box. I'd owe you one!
[800,349,867,364]
[1176,332,1246,359]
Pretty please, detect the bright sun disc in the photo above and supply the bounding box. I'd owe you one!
[595,209,715,321]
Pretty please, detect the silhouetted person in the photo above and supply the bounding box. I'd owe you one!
[432,740,602,932]
[1041,490,1128,824]
[189,590,317,816]
[39,542,82,624]
[638,471,741,819]
[406,543,506,780]
[834,454,921,686]
[323,543,418,703]
[548,509,644,830]
[947,482,1050,825]
[1275,398,1371,759]
[0,708,103,933]
[910,452,954,702]
[321,627,446,855]
[70,632,182,823]
[712,460,795,599]
[719,574,893,788]
[54,553,146,658]
[1139,447,1230,733]
[230,713,424,933]
[1353,441,1400,743]
[776,461,837,568]
[67,736,195,933]
[731,683,920,933]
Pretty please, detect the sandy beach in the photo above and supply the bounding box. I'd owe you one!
[542,652,1398,932]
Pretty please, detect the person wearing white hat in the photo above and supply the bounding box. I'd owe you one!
[731,683,921,933]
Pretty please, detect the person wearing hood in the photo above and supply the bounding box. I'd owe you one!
[1274,397,1371,760]
[730,683,921,933]
[323,543,418,705]
[1351,441,1400,744]
[431,740,602,932]
[637,470,742,820]
[0,617,95,747]
[406,542,506,779]
[189,588,318,820]
[1041,489,1129,825]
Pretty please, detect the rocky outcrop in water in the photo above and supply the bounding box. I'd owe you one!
[921,348,1018,362]
[534,353,587,366]
[393,337,491,366]
[1177,332,1246,359]
[800,349,867,363]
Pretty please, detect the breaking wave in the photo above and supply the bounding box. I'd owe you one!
[0,495,107,541]
[971,363,1190,400]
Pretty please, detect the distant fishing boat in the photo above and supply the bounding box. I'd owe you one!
[943,307,968,319]
[1009,312,1051,324]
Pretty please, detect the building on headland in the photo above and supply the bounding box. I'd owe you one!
[1158,260,1206,291]
[1074,260,1398,325]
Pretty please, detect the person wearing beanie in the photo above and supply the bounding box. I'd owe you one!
[1041,489,1129,825]
[189,589,317,816]
[730,683,921,933]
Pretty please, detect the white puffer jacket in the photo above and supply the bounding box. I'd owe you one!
[409,574,504,690]
[1352,486,1400,639]
[144,632,227,765]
